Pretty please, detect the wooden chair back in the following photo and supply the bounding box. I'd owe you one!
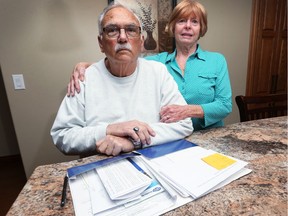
[235,94,287,122]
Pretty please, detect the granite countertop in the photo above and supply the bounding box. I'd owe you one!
[7,116,287,216]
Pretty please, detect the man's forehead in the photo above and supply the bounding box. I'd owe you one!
[102,7,139,26]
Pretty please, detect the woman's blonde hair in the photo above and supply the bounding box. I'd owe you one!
[166,0,208,38]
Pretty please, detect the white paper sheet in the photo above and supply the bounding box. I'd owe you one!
[69,158,176,216]
[96,159,152,200]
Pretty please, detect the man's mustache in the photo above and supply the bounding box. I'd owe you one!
[115,43,132,52]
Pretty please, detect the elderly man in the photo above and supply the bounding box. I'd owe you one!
[50,3,193,156]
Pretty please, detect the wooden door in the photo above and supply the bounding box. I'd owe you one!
[246,0,287,96]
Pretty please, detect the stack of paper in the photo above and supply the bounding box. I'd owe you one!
[68,140,251,216]
[69,156,175,216]
[141,146,248,199]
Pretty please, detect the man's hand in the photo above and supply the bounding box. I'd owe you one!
[106,120,156,145]
[96,135,134,156]
[67,62,91,96]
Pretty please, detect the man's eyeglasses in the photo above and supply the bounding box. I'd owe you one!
[102,25,141,38]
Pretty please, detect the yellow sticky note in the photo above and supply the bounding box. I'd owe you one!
[202,153,236,170]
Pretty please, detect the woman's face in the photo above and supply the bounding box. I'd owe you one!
[174,16,201,47]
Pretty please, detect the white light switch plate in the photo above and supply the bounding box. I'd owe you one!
[12,74,26,90]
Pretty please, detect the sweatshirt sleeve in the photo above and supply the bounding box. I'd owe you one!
[50,81,108,155]
[146,64,194,147]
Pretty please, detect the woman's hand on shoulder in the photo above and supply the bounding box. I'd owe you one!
[67,62,91,97]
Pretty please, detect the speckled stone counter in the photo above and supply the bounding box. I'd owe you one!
[7,116,287,216]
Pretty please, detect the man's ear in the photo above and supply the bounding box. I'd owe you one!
[98,35,104,53]
[140,35,145,52]
[140,35,144,46]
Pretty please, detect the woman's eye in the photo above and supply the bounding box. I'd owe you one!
[178,19,186,23]
[192,19,199,24]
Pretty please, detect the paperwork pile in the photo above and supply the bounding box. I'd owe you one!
[67,139,251,216]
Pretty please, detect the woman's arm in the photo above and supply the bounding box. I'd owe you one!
[198,55,232,129]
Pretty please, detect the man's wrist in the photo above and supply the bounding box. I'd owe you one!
[128,137,142,150]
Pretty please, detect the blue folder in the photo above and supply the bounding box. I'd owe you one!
[67,152,137,178]
[67,139,197,178]
[137,139,197,159]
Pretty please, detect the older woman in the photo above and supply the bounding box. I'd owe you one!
[67,0,232,131]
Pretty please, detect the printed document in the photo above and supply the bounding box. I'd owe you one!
[96,158,152,200]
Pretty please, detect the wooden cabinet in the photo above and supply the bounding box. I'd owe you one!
[246,0,287,95]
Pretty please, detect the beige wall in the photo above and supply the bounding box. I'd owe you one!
[0,0,252,177]
[0,0,106,177]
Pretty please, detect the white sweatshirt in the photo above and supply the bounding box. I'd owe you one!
[51,58,193,155]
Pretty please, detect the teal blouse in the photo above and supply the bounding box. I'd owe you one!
[145,45,232,131]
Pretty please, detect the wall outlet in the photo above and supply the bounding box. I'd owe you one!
[12,74,26,90]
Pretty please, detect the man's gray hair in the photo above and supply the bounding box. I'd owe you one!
[98,2,143,35]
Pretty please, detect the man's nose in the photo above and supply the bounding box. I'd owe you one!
[118,28,128,41]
